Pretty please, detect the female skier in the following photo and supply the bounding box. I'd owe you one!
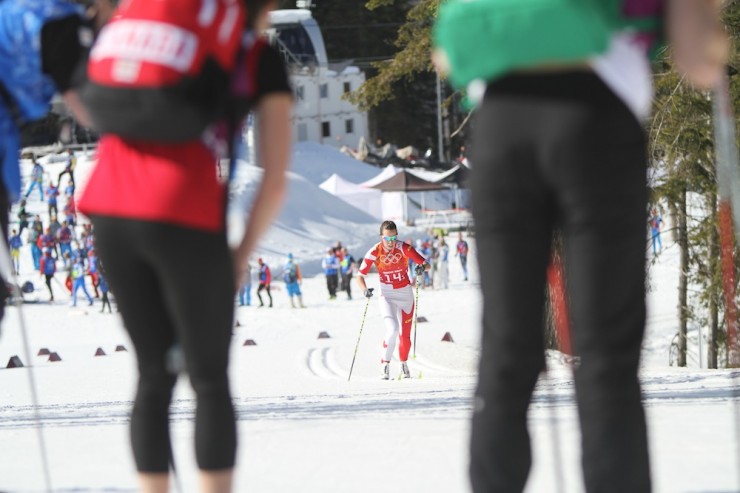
[357,220,429,380]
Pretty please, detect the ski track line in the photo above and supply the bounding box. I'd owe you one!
[322,346,346,379]
[306,346,343,380]
[1,384,735,431]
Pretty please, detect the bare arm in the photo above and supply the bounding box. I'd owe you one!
[668,0,728,89]
[233,94,293,277]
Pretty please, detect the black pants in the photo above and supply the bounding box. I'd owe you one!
[325,274,338,297]
[91,216,236,472]
[257,283,272,306]
[58,169,75,188]
[100,291,112,313]
[342,272,353,298]
[469,73,650,493]
[44,274,54,300]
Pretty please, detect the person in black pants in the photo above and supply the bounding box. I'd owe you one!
[92,217,236,468]
[462,3,726,493]
[78,1,292,491]
[470,73,651,493]
[256,257,273,308]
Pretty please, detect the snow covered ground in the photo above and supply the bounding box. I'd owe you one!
[0,144,739,492]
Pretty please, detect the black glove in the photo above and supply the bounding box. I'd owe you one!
[415,263,426,276]
[364,288,374,298]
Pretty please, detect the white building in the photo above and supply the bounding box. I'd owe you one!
[268,9,369,150]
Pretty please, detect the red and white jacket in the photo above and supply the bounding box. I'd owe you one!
[358,241,426,292]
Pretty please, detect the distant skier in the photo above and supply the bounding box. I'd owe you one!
[339,247,356,300]
[39,249,56,302]
[9,229,21,275]
[283,253,305,308]
[63,192,77,226]
[238,262,252,306]
[70,257,93,307]
[257,258,273,308]
[58,149,76,188]
[88,248,100,298]
[99,271,112,313]
[17,199,29,234]
[58,220,73,267]
[650,208,663,256]
[24,160,44,201]
[28,216,43,271]
[357,220,429,380]
[46,181,60,218]
[40,227,57,260]
[436,238,449,290]
[455,232,469,281]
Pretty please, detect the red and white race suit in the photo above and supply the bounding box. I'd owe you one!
[358,240,426,362]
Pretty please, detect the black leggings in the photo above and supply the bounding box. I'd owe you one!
[44,274,54,299]
[469,73,650,493]
[91,216,236,472]
[257,283,272,306]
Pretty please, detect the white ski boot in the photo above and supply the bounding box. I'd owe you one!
[400,361,411,379]
[381,363,390,380]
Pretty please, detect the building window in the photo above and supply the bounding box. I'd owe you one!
[297,123,308,142]
[345,119,354,134]
[295,85,305,101]
[321,121,331,138]
[343,82,351,94]
[319,83,328,99]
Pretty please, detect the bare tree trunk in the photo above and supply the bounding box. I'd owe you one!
[708,190,720,369]
[678,188,689,367]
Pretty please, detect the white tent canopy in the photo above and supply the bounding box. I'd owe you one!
[319,173,383,219]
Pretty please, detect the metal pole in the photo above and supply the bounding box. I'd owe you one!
[0,238,53,492]
[436,73,444,162]
[348,289,373,381]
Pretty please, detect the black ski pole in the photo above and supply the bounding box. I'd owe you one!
[412,274,421,359]
[348,288,373,381]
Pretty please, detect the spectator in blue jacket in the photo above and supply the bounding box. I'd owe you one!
[321,248,340,299]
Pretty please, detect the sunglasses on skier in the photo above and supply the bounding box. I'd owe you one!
[382,235,398,242]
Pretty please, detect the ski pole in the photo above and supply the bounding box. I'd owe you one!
[0,237,53,492]
[347,288,373,382]
[412,274,421,359]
